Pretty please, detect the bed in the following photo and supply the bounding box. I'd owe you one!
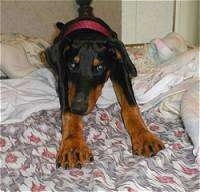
[0,33,199,192]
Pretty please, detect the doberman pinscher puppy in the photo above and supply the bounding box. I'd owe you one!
[44,1,164,169]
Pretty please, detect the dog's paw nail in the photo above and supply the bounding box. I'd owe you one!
[56,162,61,168]
[76,163,82,169]
[150,153,154,157]
[149,144,154,152]
[160,144,165,150]
[90,156,94,162]
[65,164,69,169]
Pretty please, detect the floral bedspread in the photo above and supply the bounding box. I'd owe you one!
[0,104,199,192]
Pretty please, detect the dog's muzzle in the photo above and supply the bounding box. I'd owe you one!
[71,92,88,115]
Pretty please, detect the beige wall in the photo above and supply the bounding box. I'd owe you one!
[175,0,199,45]
[122,0,174,44]
[1,0,121,42]
[122,0,199,45]
[2,1,198,45]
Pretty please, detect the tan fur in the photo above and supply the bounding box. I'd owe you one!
[57,113,92,168]
[87,84,104,113]
[68,82,76,108]
[74,56,80,64]
[93,58,102,66]
[113,83,164,157]
[56,52,164,169]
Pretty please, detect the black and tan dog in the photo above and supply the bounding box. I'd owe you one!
[44,0,164,169]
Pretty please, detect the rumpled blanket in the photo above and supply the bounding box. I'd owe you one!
[1,105,199,191]
[181,82,200,164]
[0,33,200,191]
[97,47,199,109]
[0,68,59,124]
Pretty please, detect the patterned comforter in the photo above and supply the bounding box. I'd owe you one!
[1,103,199,191]
[1,33,199,191]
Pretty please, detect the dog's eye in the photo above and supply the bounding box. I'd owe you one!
[68,62,78,71]
[68,56,80,70]
[70,63,76,69]
[95,65,104,72]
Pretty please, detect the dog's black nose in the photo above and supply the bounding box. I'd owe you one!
[71,93,88,115]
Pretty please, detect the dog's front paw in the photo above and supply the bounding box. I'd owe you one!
[131,131,165,157]
[56,137,93,169]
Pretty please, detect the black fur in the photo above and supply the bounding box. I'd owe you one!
[45,38,71,112]
[108,39,137,105]
[45,12,137,114]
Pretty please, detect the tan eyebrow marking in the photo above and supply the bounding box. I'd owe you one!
[116,50,122,60]
[64,46,70,53]
[74,56,80,64]
[93,58,102,67]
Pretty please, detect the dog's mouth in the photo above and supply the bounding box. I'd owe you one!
[70,108,88,115]
[70,103,88,115]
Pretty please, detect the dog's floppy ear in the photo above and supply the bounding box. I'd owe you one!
[108,39,137,105]
[56,22,65,31]
[108,39,137,78]
[44,38,71,112]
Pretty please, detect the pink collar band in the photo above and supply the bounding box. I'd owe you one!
[63,20,111,37]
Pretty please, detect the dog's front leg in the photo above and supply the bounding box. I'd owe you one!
[112,83,164,157]
[56,112,93,169]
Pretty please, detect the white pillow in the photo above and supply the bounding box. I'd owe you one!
[0,33,50,78]
[181,81,200,164]
[0,43,37,78]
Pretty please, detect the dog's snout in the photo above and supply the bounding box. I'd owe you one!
[71,93,88,115]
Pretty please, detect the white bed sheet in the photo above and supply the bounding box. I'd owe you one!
[0,68,59,124]
[1,48,199,125]
[97,48,199,109]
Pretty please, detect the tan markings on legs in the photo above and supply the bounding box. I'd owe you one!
[61,112,83,139]
[87,84,104,113]
[68,82,76,108]
[112,83,147,134]
[113,83,164,157]
[86,70,110,113]
[57,112,93,169]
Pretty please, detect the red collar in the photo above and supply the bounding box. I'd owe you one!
[63,20,111,37]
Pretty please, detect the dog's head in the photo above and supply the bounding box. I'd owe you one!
[45,20,137,115]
